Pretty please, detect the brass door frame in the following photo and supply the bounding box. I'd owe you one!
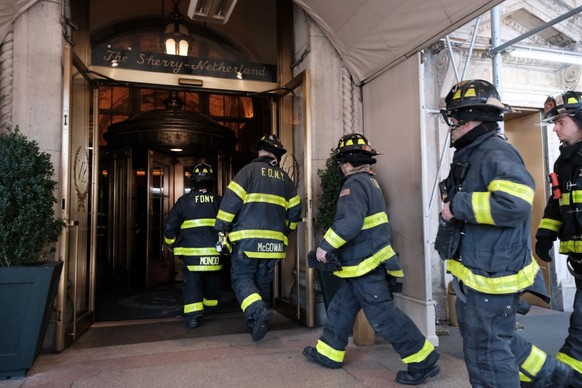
[273,70,315,327]
[56,47,100,351]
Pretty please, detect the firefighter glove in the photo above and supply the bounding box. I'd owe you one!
[307,250,342,271]
[535,238,553,262]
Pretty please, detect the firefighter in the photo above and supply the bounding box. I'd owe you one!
[164,163,224,329]
[303,133,440,386]
[215,134,302,342]
[437,79,572,387]
[535,91,582,387]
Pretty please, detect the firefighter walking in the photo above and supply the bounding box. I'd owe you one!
[437,79,572,387]
[303,133,441,386]
[535,91,582,388]
[215,134,302,342]
[164,163,224,329]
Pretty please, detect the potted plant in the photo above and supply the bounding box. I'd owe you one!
[0,126,65,380]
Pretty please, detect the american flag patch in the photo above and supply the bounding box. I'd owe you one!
[340,188,351,197]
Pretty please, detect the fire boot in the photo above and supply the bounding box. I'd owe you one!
[303,346,342,369]
[185,314,202,329]
[251,307,272,342]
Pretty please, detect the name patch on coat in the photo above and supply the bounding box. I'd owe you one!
[257,242,285,252]
[199,256,220,265]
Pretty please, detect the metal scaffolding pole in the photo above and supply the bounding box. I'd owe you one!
[490,5,503,133]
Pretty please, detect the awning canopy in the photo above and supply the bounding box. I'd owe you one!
[1,0,504,85]
[0,0,36,43]
[293,0,504,84]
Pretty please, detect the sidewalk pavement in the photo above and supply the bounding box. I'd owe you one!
[0,306,570,388]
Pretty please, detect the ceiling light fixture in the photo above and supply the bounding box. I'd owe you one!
[509,47,582,65]
[164,0,190,56]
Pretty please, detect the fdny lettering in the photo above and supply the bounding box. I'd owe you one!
[257,242,285,252]
[199,256,220,265]
[261,167,285,181]
[195,195,214,203]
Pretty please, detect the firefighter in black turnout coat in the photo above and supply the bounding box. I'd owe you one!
[536,91,582,387]
[437,79,572,387]
[303,133,440,386]
[164,163,223,329]
[215,134,302,342]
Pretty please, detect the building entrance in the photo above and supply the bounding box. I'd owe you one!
[94,86,261,321]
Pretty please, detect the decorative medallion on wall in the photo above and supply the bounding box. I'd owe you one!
[281,153,300,190]
[73,146,89,212]
[564,65,581,91]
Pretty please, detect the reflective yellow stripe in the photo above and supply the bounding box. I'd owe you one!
[362,212,388,230]
[245,251,286,259]
[489,179,534,205]
[560,240,582,253]
[472,192,494,225]
[446,257,539,294]
[229,230,288,244]
[287,221,298,230]
[520,345,547,380]
[316,339,345,363]
[402,339,435,364]
[186,265,222,271]
[559,193,571,206]
[181,219,215,228]
[557,352,582,374]
[164,236,175,244]
[538,218,561,233]
[174,247,219,256]
[184,302,204,313]
[241,293,262,312]
[217,209,235,223]
[387,269,404,278]
[228,181,247,200]
[573,190,582,203]
[245,193,286,207]
[289,195,301,208]
[334,245,396,278]
[323,228,347,249]
[203,298,218,307]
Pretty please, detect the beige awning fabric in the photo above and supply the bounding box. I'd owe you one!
[0,0,38,43]
[293,0,504,85]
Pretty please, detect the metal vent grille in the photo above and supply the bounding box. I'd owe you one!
[187,0,238,24]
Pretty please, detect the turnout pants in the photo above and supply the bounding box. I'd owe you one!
[182,259,221,317]
[316,268,437,371]
[455,280,557,387]
[557,287,582,387]
[455,287,520,387]
[230,244,277,321]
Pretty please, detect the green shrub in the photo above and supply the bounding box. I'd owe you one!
[0,127,64,266]
[316,150,341,231]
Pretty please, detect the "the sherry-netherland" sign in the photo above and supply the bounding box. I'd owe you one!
[92,47,277,82]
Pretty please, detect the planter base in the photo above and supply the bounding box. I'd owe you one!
[0,261,63,380]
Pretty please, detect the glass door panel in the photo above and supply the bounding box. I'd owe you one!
[274,70,315,327]
[147,152,175,288]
